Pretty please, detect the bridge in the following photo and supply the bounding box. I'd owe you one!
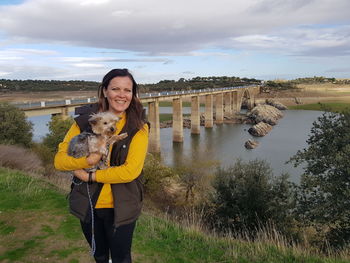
[17,85,260,153]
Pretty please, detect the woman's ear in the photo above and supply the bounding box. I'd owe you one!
[103,89,107,98]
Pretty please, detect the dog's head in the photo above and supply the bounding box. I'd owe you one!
[88,112,120,136]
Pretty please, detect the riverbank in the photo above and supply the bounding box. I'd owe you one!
[256,83,350,106]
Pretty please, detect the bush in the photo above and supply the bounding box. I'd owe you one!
[175,159,218,206]
[0,144,43,173]
[208,159,297,237]
[142,153,182,211]
[0,102,33,147]
[42,115,74,152]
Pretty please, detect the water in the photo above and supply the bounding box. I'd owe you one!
[28,109,323,182]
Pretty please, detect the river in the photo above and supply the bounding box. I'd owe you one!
[28,108,323,183]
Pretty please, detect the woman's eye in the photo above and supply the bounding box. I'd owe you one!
[104,122,107,125]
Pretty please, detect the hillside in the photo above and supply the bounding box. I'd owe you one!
[0,76,259,93]
[0,168,349,263]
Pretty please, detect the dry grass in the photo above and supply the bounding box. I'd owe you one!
[0,144,43,173]
[0,144,72,192]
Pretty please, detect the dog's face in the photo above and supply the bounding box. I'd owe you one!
[88,112,120,136]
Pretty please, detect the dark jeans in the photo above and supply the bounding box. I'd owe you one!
[80,208,136,263]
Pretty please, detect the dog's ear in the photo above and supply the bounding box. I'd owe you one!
[88,114,101,126]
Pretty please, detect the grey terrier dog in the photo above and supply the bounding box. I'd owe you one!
[68,112,127,169]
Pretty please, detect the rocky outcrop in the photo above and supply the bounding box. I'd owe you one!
[248,121,272,137]
[265,99,288,110]
[247,104,284,125]
[244,139,259,149]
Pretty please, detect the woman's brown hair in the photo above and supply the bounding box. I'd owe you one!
[97,69,144,130]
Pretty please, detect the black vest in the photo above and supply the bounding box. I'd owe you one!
[69,103,146,227]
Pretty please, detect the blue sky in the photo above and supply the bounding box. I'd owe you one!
[0,0,349,83]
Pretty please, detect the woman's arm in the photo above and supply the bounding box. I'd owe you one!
[94,124,149,184]
[54,122,97,171]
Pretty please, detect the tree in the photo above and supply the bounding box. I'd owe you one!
[290,109,350,249]
[0,102,33,147]
[209,159,296,237]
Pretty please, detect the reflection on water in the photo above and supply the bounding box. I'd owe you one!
[29,108,323,183]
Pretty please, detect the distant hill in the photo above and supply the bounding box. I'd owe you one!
[0,76,261,93]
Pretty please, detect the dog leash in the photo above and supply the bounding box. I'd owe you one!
[86,183,96,256]
[71,174,96,256]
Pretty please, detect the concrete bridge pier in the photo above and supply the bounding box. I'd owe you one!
[61,107,69,119]
[51,107,70,120]
[215,93,224,124]
[224,92,232,117]
[173,98,183,142]
[231,91,239,113]
[246,89,256,110]
[191,96,200,134]
[205,94,213,128]
[148,100,161,153]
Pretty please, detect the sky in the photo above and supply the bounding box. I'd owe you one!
[0,0,349,84]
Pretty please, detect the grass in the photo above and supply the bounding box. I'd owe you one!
[0,167,349,263]
[289,102,350,112]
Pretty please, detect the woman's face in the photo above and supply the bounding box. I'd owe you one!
[103,76,133,115]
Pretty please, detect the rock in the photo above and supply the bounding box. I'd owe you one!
[245,139,259,149]
[247,104,284,125]
[160,120,173,128]
[265,99,288,110]
[248,121,273,137]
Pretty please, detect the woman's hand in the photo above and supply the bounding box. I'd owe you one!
[73,170,96,183]
[73,169,89,182]
[86,153,103,166]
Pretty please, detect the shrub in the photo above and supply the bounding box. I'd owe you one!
[175,159,218,206]
[208,159,297,237]
[42,115,74,152]
[142,153,182,210]
[0,102,33,147]
[0,144,43,173]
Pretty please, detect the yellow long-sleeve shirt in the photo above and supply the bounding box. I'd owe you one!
[54,112,149,208]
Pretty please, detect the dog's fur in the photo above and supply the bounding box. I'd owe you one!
[68,112,127,168]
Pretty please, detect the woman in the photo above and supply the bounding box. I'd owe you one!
[54,69,149,263]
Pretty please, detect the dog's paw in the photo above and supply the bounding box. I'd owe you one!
[119,132,128,139]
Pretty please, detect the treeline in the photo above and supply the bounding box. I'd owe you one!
[291,76,350,84]
[138,76,261,93]
[264,76,350,90]
[0,79,99,92]
[0,76,261,93]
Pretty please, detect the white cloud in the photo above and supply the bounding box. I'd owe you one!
[0,0,349,55]
[72,63,104,68]
[0,71,11,77]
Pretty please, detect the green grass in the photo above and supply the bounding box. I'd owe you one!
[0,167,349,263]
[289,102,350,112]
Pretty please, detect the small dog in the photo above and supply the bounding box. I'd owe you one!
[68,112,128,169]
